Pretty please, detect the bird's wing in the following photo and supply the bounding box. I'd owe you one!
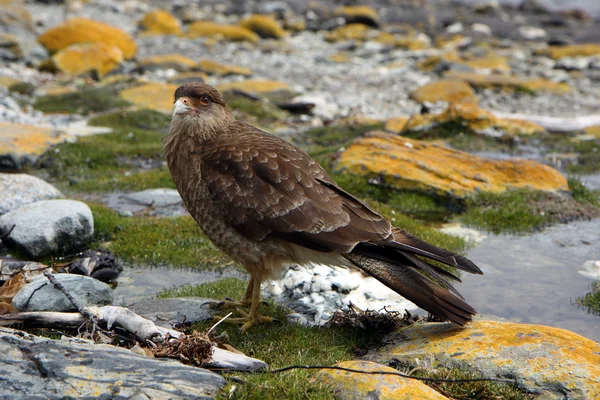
[201,122,392,253]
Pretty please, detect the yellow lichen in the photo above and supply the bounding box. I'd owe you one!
[336,131,566,198]
[317,360,447,399]
[38,17,137,59]
[138,9,181,35]
[138,54,196,71]
[435,34,470,49]
[334,6,379,26]
[119,83,179,114]
[216,80,289,94]
[0,76,20,88]
[329,52,351,63]
[240,14,286,39]
[196,59,252,76]
[168,71,210,85]
[409,79,478,105]
[0,123,63,156]
[384,117,409,133]
[52,42,123,77]
[583,125,600,138]
[370,321,600,399]
[445,71,571,94]
[185,21,259,43]
[536,44,600,59]
[326,23,372,42]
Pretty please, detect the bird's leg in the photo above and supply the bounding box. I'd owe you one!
[209,278,254,310]
[217,278,274,332]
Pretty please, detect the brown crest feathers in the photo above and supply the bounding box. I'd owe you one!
[174,83,227,107]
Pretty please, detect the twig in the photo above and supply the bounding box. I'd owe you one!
[248,365,517,384]
[42,271,99,325]
[207,312,233,337]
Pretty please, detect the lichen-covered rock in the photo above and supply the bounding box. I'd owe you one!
[536,44,600,59]
[326,23,372,42]
[336,131,567,198]
[240,14,286,39]
[444,71,571,94]
[0,33,23,60]
[584,125,600,138]
[0,123,64,168]
[0,173,63,215]
[185,21,259,43]
[12,274,113,312]
[0,199,94,259]
[404,103,545,137]
[168,71,209,85]
[435,34,471,49]
[119,82,178,114]
[38,17,136,59]
[364,321,600,400]
[0,327,225,399]
[138,54,196,72]
[419,52,510,74]
[52,42,123,77]
[196,59,252,76]
[216,80,289,95]
[0,0,32,33]
[334,6,379,27]
[384,116,409,133]
[317,360,448,399]
[138,9,182,35]
[410,79,477,105]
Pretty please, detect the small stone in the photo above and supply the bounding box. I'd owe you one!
[138,9,182,35]
[0,200,94,259]
[334,6,379,27]
[0,173,63,215]
[185,21,259,43]
[138,54,196,72]
[290,93,339,120]
[518,26,546,40]
[536,44,600,60]
[240,14,286,39]
[471,23,492,36]
[12,274,113,312]
[410,79,477,105]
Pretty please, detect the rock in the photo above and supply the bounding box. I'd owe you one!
[471,23,492,36]
[138,54,196,72]
[0,199,94,259]
[129,297,218,326]
[336,131,567,199]
[106,188,187,217]
[583,125,600,138]
[119,82,178,114]
[375,32,430,50]
[326,23,372,42]
[0,327,225,398]
[409,79,477,105]
[555,57,591,71]
[334,6,379,27]
[52,42,123,77]
[384,116,409,133]
[0,173,63,215]
[12,274,113,312]
[404,103,545,137]
[536,44,600,59]
[38,17,137,59]
[196,59,252,77]
[518,26,546,40]
[185,21,259,43]
[138,9,182,36]
[579,260,600,280]
[0,33,23,61]
[364,321,600,400]
[240,14,286,39]
[290,93,339,120]
[434,34,472,50]
[168,71,209,85]
[444,71,571,94]
[317,360,448,400]
[0,123,65,170]
[216,80,290,95]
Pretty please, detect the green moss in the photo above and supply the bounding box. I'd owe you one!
[90,109,171,131]
[302,124,383,156]
[223,93,288,126]
[575,281,600,316]
[539,135,600,174]
[34,86,130,115]
[89,203,231,269]
[568,177,600,207]
[8,81,35,95]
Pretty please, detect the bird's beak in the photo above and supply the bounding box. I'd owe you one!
[173,98,191,116]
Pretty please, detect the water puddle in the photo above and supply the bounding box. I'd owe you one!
[459,219,600,341]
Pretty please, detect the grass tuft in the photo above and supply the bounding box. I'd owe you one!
[34,86,130,115]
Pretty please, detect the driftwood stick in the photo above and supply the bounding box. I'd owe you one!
[43,271,99,325]
[90,306,182,342]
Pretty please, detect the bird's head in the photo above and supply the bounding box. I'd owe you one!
[170,83,234,138]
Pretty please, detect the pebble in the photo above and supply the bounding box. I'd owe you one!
[0,173,63,215]
[0,199,94,259]
[12,274,113,312]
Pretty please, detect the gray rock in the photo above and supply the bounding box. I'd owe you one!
[12,274,113,312]
[0,173,63,215]
[106,189,187,217]
[123,188,183,207]
[130,297,219,327]
[0,199,93,259]
[0,327,225,399]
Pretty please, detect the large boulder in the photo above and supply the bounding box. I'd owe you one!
[364,321,600,399]
[0,173,63,215]
[0,199,94,259]
[38,17,137,59]
[12,274,113,312]
[336,131,568,199]
[0,327,225,399]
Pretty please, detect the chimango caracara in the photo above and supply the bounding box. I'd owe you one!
[164,83,482,331]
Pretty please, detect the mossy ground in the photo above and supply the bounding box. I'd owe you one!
[538,134,600,174]
[34,85,130,115]
[158,278,528,400]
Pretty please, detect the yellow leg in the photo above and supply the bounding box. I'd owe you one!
[215,278,274,332]
[209,277,254,310]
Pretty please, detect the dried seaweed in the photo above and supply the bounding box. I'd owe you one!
[326,302,420,332]
[151,331,213,366]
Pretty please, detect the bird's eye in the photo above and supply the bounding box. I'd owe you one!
[199,95,211,105]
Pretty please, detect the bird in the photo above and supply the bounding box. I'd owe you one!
[164,82,483,332]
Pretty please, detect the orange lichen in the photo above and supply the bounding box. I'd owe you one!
[239,14,286,39]
[0,123,62,156]
[536,44,600,59]
[52,42,123,77]
[409,79,478,105]
[38,17,137,59]
[138,9,181,35]
[384,117,409,133]
[119,83,179,114]
[185,21,259,43]
[138,54,196,71]
[444,71,571,94]
[196,59,252,76]
[336,131,567,198]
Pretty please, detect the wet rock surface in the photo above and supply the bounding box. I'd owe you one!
[0,173,63,215]
[0,326,225,400]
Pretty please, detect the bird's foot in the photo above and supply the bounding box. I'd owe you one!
[213,310,276,333]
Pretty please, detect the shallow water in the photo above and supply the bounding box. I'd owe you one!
[459,219,600,341]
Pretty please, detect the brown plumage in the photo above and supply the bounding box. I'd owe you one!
[164,83,483,331]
